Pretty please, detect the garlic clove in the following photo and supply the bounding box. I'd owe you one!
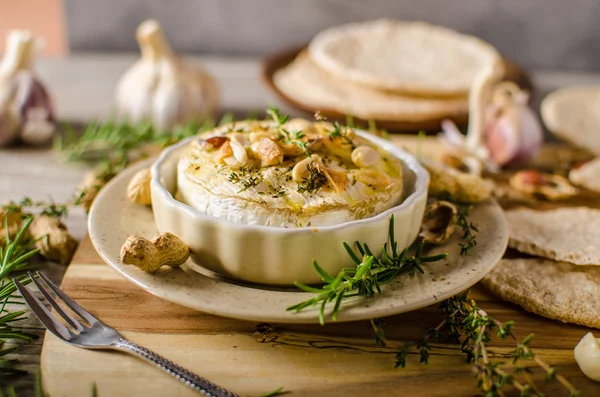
[116,19,219,131]
[0,30,55,146]
[575,332,600,382]
[351,146,381,168]
[292,154,322,182]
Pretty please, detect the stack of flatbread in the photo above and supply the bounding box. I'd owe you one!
[482,207,600,328]
[273,19,502,124]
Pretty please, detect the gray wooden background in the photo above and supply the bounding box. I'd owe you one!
[65,0,600,71]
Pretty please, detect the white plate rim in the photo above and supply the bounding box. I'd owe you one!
[89,159,508,324]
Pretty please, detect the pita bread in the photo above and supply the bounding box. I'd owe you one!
[482,258,600,328]
[308,19,502,97]
[273,51,468,121]
[506,207,600,265]
[569,157,600,193]
[542,87,600,155]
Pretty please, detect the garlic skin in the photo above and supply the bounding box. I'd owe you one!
[439,65,543,175]
[116,20,219,132]
[485,83,543,167]
[0,30,55,146]
[574,332,600,382]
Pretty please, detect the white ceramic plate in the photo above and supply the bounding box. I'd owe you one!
[89,160,508,324]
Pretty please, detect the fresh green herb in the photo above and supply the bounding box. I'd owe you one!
[296,161,327,194]
[255,386,287,397]
[371,292,580,397]
[344,114,355,128]
[266,106,289,127]
[267,106,313,156]
[456,205,478,256]
[328,122,355,149]
[0,218,38,377]
[280,128,312,156]
[287,216,447,324]
[2,197,68,219]
[228,167,262,192]
[435,192,478,256]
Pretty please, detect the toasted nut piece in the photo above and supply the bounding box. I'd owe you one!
[30,215,78,265]
[419,201,457,245]
[251,138,284,167]
[249,131,277,143]
[198,136,228,151]
[351,146,381,168]
[424,160,493,203]
[221,138,248,169]
[280,143,306,157]
[323,137,353,161]
[354,168,390,189]
[510,170,577,201]
[284,118,318,139]
[127,168,152,206]
[218,140,233,159]
[292,154,323,182]
[120,232,190,272]
[319,165,348,193]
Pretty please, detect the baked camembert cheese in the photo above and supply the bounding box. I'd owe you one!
[177,118,404,227]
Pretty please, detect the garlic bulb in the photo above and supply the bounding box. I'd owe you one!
[439,64,543,175]
[0,30,55,146]
[116,20,219,131]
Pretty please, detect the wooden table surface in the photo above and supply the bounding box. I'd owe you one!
[3,53,600,395]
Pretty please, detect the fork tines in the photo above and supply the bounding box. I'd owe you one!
[13,272,100,341]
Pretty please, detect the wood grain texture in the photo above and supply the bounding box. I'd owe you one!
[40,136,600,396]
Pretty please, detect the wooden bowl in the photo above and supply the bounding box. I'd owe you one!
[261,45,533,133]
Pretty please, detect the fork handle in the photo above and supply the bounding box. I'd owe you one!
[114,337,238,397]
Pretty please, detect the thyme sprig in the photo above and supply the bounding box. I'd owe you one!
[435,192,479,256]
[457,205,478,256]
[287,216,448,324]
[296,161,327,194]
[267,106,313,156]
[328,121,355,149]
[371,292,580,397]
[3,198,68,219]
[228,167,262,192]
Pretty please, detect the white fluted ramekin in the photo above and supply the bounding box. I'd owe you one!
[151,130,429,285]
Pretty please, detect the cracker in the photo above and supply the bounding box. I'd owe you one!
[482,258,600,328]
[506,207,600,265]
[569,157,600,193]
[541,86,600,155]
[308,19,502,97]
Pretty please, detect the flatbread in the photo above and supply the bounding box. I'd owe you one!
[308,19,502,97]
[541,86,600,155]
[569,157,600,193]
[273,51,468,121]
[506,207,600,265]
[482,258,600,328]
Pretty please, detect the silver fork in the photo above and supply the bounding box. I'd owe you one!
[14,271,238,397]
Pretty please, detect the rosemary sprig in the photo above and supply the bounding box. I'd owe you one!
[287,216,448,324]
[0,218,39,376]
[296,161,327,194]
[371,292,580,397]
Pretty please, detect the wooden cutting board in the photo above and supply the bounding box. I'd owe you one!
[41,137,600,396]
